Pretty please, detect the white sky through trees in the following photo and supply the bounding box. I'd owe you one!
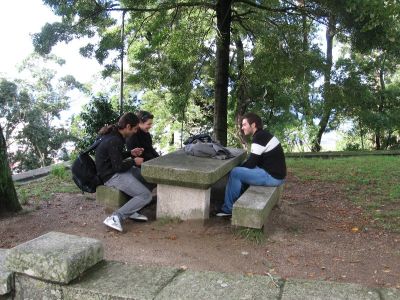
[0,0,101,83]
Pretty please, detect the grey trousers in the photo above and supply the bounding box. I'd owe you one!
[104,167,152,220]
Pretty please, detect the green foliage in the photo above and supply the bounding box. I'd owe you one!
[34,0,400,151]
[287,156,400,232]
[235,227,265,245]
[50,164,68,179]
[15,170,80,206]
[0,54,83,172]
[74,95,119,150]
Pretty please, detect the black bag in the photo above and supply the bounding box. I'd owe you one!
[183,133,213,145]
[71,139,103,193]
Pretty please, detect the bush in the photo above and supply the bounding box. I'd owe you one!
[51,164,68,179]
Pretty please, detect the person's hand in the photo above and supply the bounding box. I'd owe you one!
[131,147,144,157]
[134,157,144,166]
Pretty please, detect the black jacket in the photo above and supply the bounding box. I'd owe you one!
[95,131,134,182]
[242,129,286,180]
[126,129,159,162]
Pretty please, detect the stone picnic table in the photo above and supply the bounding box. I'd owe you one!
[141,148,246,220]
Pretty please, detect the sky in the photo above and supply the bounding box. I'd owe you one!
[0,0,101,82]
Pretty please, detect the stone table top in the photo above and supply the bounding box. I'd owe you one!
[141,148,246,189]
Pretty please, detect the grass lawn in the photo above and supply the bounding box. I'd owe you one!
[287,155,400,232]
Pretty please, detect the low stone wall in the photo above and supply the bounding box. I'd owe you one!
[1,232,399,300]
[286,150,400,159]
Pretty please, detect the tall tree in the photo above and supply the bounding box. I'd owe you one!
[0,54,84,171]
[0,124,21,213]
[34,0,400,148]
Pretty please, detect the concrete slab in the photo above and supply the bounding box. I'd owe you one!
[281,279,380,300]
[6,232,103,284]
[155,270,281,300]
[142,148,246,189]
[379,288,400,300]
[65,261,180,300]
[0,249,12,295]
[157,184,211,220]
[14,273,63,300]
[12,161,71,183]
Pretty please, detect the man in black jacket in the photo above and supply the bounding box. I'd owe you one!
[217,112,286,217]
[96,112,152,232]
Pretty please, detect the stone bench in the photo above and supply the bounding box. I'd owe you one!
[0,249,12,296]
[231,184,284,229]
[96,185,129,213]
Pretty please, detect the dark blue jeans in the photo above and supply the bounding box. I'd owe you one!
[221,166,284,214]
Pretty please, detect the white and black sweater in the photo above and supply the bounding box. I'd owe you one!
[242,129,287,180]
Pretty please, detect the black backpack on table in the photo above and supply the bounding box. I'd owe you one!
[71,139,103,193]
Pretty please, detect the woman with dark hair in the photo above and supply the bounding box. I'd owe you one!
[126,110,159,167]
[96,112,152,232]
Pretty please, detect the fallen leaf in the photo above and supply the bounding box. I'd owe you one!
[351,227,359,233]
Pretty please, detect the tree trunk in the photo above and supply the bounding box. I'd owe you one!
[375,64,386,150]
[234,36,249,147]
[311,14,335,152]
[213,0,232,146]
[0,124,21,213]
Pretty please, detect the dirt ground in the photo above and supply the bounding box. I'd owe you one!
[1,172,399,289]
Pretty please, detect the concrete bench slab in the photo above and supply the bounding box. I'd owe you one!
[6,232,103,284]
[0,249,12,295]
[155,269,281,299]
[142,148,246,220]
[379,288,400,300]
[64,261,180,299]
[142,148,246,189]
[232,185,284,229]
[281,279,380,300]
[96,185,129,212]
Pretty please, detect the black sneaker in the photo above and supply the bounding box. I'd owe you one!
[216,211,232,217]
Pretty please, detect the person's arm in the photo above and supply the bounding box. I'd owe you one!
[241,152,260,169]
[142,133,159,161]
[126,134,138,152]
[108,138,135,173]
[241,132,265,168]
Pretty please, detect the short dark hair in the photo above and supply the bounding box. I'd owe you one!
[137,110,154,123]
[242,112,263,129]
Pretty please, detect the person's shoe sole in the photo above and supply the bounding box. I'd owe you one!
[103,219,123,232]
[216,212,232,217]
[129,213,148,222]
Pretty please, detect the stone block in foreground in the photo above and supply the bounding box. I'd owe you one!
[281,279,380,300]
[6,232,103,284]
[155,270,281,299]
[65,261,180,299]
[0,249,12,295]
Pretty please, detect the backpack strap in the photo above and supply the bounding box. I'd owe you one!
[82,138,102,155]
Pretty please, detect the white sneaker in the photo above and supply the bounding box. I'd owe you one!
[129,212,148,222]
[103,215,123,232]
[216,211,232,217]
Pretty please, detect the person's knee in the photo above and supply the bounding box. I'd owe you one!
[142,190,152,205]
[230,167,241,178]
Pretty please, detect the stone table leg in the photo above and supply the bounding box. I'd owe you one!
[156,184,210,220]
